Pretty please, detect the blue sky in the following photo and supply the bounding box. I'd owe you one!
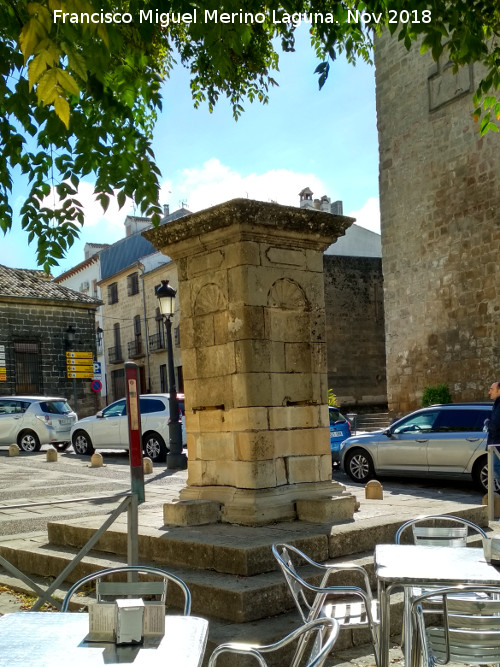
[2,27,379,274]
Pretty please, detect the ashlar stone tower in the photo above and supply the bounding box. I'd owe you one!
[144,198,357,525]
[375,33,500,414]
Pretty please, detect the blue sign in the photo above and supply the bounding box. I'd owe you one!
[91,379,102,393]
[93,362,102,377]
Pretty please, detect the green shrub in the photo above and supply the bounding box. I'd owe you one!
[422,383,452,407]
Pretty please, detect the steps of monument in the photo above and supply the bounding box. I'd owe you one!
[0,533,386,623]
[43,502,488,577]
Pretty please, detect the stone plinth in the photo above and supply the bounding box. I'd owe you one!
[144,198,356,525]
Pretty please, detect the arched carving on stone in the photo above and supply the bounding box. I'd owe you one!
[267,278,308,311]
[194,282,227,315]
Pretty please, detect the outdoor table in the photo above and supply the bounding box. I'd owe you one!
[0,612,208,667]
[375,544,500,667]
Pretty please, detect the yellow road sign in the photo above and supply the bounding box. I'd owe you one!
[66,357,94,366]
[67,365,93,374]
[66,351,93,359]
[67,371,94,379]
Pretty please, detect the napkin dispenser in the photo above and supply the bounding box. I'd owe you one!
[483,537,500,565]
[115,598,144,644]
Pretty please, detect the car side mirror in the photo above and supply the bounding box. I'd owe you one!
[96,411,103,418]
[383,428,393,437]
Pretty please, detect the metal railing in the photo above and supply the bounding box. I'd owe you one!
[0,491,139,611]
[127,339,144,358]
[108,346,123,363]
[148,332,165,352]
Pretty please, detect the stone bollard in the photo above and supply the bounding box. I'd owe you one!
[143,457,153,474]
[8,444,20,457]
[90,452,104,468]
[365,479,383,500]
[46,446,58,462]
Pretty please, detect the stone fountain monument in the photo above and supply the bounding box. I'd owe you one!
[144,198,357,526]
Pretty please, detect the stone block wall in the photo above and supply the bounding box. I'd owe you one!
[375,32,500,414]
[0,301,98,416]
[178,235,333,491]
[323,255,386,407]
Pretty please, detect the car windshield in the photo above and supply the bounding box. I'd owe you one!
[39,400,72,414]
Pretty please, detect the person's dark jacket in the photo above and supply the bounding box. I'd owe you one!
[487,396,500,445]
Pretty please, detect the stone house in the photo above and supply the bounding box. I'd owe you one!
[375,33,500,414]
[0,264,101,416]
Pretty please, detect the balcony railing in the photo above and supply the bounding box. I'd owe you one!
[108,346,123,364]
[127,339,144,358]
[148,333,165,352]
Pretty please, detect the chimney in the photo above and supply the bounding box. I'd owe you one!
[299,187,314,209]
[163,204,170,217]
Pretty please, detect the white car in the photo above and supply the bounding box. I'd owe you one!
[0,396,77,452]
[70,393,186,463]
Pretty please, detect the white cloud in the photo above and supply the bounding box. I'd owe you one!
[346,196,381,234]
[37,180,135,235]
[160,158,332,212]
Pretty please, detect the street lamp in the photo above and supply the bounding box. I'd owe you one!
[155,280,187,470]
[65,324,76,350]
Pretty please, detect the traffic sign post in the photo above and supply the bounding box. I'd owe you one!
[125,362,145,505]
[90,380,102,393]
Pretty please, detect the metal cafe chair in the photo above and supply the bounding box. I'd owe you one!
[61,565,191,615]
[272,543,379,666]
[412,585,500,667]
[208,617,340,667]
[395,514,488,663]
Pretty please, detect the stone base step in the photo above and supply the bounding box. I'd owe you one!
[43,503,488,576]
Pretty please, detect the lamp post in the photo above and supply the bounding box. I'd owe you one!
[155,280,187,470]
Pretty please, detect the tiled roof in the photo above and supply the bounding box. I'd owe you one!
[0,264,101,305]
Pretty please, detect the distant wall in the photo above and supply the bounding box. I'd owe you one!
[323,255,387,408]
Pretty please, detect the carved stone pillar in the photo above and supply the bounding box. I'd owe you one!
[144,199,357,525]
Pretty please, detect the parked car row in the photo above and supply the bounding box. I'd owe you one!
[1,395,495,492]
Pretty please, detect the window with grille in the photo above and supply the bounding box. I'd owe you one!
[14,341,42,394]
[127,272,139,296]
[108,282,118,304]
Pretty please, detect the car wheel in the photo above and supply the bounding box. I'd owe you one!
[55,442,71,452]
[344,448,375,483]
[473,456,499,493]
[143,432,168,463]
[72,430,95,456]
[17,430,41,452]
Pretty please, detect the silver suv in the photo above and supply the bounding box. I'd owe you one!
[0,396,77,452]
[340,403,493,490]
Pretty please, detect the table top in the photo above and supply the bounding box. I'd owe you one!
[375,544,500,586]
[0,612,208,667]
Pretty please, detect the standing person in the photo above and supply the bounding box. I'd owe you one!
[486,381,500,488]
